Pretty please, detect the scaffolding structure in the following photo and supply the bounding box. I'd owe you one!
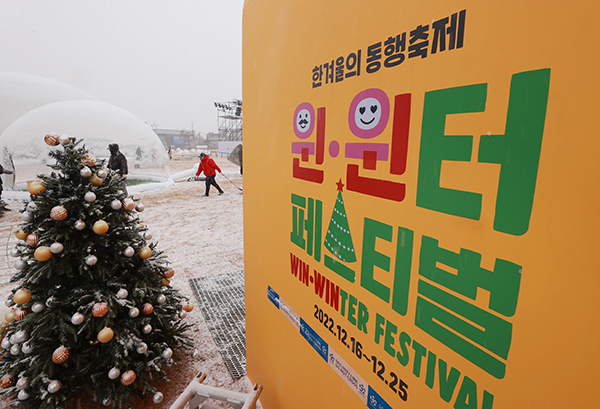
[214,99,243,141]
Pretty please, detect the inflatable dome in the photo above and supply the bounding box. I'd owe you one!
[0,72,97,135]
[0,100,169,191]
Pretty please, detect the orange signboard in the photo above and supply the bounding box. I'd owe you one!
[243,1,600,408]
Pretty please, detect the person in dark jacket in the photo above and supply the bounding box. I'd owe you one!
[108,143,128,195]
[195,153,224,197]
[0,164,13,210]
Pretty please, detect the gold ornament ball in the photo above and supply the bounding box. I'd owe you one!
[97,327,114,343]
[0,373,16,389]
[13,308,30,321]
[44,133,60,146]
[183,302,194,312]
[81,154,96,166]
[89,174,103,187]
[4,310,14,323]
[92,220,109,235]
[26,233,39,247]
[123,198,135,211]
[52,346,70,364]
[13,289,32,305]
[27,182,46,196]
[15,229,29,241]
[92,302,108,318]
[50,206,68,221]
[139,247,152,259]
[163,269,174,279]
[34,247,53,261]
[161,278,170,287]
[120,370,136,386]
[141,303,154,315]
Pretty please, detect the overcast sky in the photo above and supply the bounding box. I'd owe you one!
[0,0,244,135]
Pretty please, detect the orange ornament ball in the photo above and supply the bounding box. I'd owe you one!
[4,310,14,323]
[163,269,174,279]
[15,229,29,240]
[26,232,39,246]
[13,308,30,321]
[50,206,68,221]
[81,154,96,166]
[44,133,60,146]
[123,198,135,211]
[120,370,136,386]
[141,303,154,315]
[13,288,32,305]
[52,346,70,364]
[139,247,152,259]
[92,302,108,318]
[34,246,53,261]
[27,182,46,196]
[97,327,114,343]
[89,174,103,187]
[183,302,194,312]
[161,278,170,287]
[92,220,109,235]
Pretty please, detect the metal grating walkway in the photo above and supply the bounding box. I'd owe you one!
[189,270,246,379]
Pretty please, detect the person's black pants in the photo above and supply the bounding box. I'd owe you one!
[205,175,223,196]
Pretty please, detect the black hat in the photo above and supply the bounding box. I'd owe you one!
[108,143,119,153]
[199,153,206,158]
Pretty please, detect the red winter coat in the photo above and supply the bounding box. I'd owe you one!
[195,155,221,177]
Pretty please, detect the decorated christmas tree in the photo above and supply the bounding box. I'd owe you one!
[324,179,356,263]
[0,135,194,408]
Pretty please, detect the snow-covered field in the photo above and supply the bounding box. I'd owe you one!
[0,158,255,408]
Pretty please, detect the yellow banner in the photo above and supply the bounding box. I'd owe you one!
[243,1,600,408]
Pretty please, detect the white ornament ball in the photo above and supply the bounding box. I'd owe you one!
[16,377,28,390]
[14,330,28,343]
[136,343,148,354]
[74,220,86,230]
[58,135,70,145]
[156,294,166,304]
[143,232,152,240]
[1,337,11,349]
[179,310,187,319]
[15,259,27,270]
[153,392,164,404]
[97,169,107,178]
[31,301,45,313]
[17,390,29,400]
[142,324,152,334]
[4,298,13,307]
[71,312,84,325]
[84,192,97,202]
[10,344,20,355]
[21,342,33,354]
[111,200,122,210]
[10,333,19,344]
[191,349,200,359]
[80,167,92,178]
[161,348,173,359]
[123,246,134,257]
[27,201,37,211]
[128,307,139,318]
[108,367,121,380]
[85,255,98,266]
[117,289,128,299]
[21,211,34,222]
[50,242,64,254]
[48,380,62,394]
[10,248,19,257]
[135,202,145,212]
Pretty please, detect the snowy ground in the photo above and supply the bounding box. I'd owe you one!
[0,158,256,408]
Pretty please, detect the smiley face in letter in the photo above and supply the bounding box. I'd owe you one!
[348,88,390,138]
[293,102,315,139]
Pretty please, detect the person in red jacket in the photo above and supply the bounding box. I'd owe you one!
[195,153,224,197]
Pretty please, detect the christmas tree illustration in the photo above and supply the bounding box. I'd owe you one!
[0,135,193,408]
[324,179,357,282]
